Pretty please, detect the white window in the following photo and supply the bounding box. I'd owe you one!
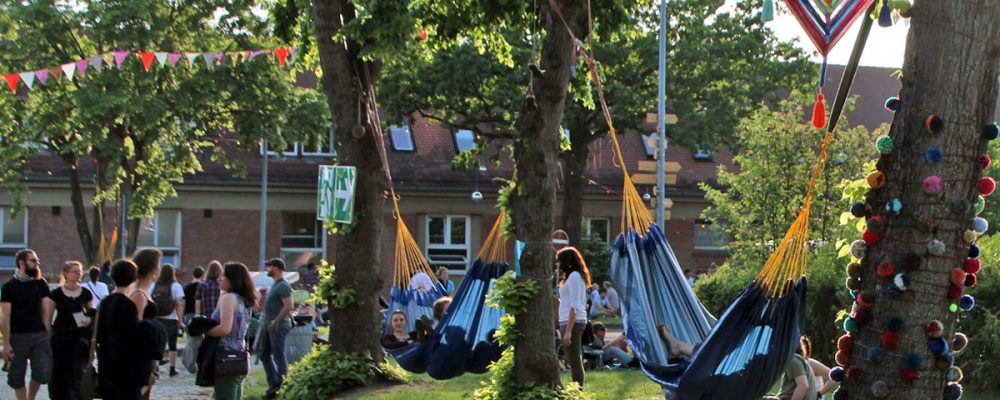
[260,140,299,157]
[137,210,182,267]
[454,129,476,153]
[425,215,470,272]
[302,126,336,157]
[585,218,611,243]
[641,133,658,157]
[694,220,728,252]
[390,125,415,152]
[281,211,327,269]
[693,149,712,161]
[0,207,28,269]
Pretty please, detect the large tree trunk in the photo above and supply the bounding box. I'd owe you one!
[561,120,597,248]
[509,0,588,388]
[843,2,999,399]
[67,162,97,265]
[312,0,387,362]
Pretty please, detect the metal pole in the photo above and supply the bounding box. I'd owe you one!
[120,192,127,258]
[259,134,270,271]
[655,0,667,228]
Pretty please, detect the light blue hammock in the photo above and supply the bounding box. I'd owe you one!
[384,278,447,334]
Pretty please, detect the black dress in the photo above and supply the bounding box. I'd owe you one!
[96,293,142,400]
[49,286,94,400]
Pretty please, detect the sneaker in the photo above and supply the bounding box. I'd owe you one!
[169,367,179,377]
[159,359,168,366]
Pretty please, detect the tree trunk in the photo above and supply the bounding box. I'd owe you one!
[561,124,595,248]
[67,162,97,265]
[844,2,999,399]
[312,0,387,362]
[509,0,589,388]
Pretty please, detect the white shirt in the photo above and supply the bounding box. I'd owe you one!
[81,281,110,307]
[408,272,436,292]
[589,290,603,316]
[148,282,185,320]
[558,272,587,324]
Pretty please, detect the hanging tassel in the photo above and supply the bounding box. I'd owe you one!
[812,92,827,129]
[878,1,893,27]
[762,0,775,22]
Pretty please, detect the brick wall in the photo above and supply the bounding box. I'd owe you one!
[179,209,282,279]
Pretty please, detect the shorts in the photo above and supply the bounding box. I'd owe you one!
[7,332,52,389]
[157,318,180,352]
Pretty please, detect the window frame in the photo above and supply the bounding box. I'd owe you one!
[137,210,183,268]
[279,212,328,269]
[453,129,476,153]
[424,215,471,274]
[0,207,29,270]
[301,126,337,157]
[584,217,611,243]
[260,141,299,157]
[389,124,416,152]
[693,220,728,253]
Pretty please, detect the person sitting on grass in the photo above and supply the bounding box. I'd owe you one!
[381,310,416,350]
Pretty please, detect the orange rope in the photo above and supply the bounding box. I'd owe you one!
[478,211,509,264]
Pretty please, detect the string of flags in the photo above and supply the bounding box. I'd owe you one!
[3,48,296,94]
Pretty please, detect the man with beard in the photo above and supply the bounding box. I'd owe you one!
[1,249,53,400]
[258,258,293,399]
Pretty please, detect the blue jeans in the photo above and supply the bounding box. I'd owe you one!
[602,347,633,366]
[260,324,291,395]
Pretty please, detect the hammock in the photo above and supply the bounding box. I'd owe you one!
[386,212,510,379]
[382,211,447,333]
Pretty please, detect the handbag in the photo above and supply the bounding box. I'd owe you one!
[81,310,101,399]
[214,345,249,377]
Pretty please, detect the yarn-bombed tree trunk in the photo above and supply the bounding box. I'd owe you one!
[840,2,1000,399]
[508,0,589,387]
[312,0,387,361]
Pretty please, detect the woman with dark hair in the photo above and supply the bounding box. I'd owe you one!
[801,336,835,399]
[555,246,591,388]
[381,310,415,350]
[96,259,144,400]
[196,261,224,317]
[205,263,257,399]
[152,264,186,376]
[44,261,94,400]
[131,248,164,399]
[82,266,109,307]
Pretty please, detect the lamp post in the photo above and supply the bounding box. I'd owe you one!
[655,0,668,228]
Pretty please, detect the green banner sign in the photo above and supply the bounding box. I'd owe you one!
[318,165,356,223]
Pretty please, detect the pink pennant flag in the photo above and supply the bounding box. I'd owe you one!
[61,63,76,82]
[113,51,129,68]
[249,50,265,60]
[75,60,89,77]
[155,52,168,66]
[215,52,224,65]
[34,69,48,85]
[139,52,155,71]
[5,73,19,93]
[18,72,35,90]
[168,53,182,66]
[89,55,104,72]
[275,48,289,67]
[185,53,199,67]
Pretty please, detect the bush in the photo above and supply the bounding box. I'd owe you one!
[473,348,591,400]
[278,346,407,400]
[955,234,1000,391]
[581,236,612,286]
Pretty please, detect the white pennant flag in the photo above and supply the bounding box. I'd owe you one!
[202,52,215,68]
[18,72,35,90]
[61,63,76,82]
[185,53,199,66]
[155,52,168,66]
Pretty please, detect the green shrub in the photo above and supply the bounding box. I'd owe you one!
[473,348,591,400]
[581,236,612,286]
[278,346,407,400]
[956,234,1000,391]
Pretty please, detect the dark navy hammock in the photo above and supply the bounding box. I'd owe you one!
[385,259,508,379]
[612,225,807,400]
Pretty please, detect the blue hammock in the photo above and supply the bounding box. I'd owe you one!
[384,278,448,333]
[613,225,807,400]
[386,259,508,379]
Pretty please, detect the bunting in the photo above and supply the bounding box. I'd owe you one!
[2,48,295,95]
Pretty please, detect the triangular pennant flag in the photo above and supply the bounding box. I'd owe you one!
[48,67,62,83]
[203,52,215,68]
[139,52,155,71]
[215,52,224,65]
[249,50,265,60]
[4,74,18,93]
[89,55,104,73]
[18,72,35,90]
[242,51,252,62]
[275,48,289,67]
[114,51,129,68]
[75,60,88,77]
[61,63,76,82]
[34,69,48,86]
[168,53,182,66]
[227,52,239,65]
[155,52,168,66]
[287,48,296,65]
[185,52,199,67]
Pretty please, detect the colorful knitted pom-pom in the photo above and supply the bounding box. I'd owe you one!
[894,273,911,291]
[877,259,895,277]
[867,216,885,233]
[846,366,864,382]
[947,366,964,383]
[845,277,862,291]
[835,349,850,366]
[973,217,989,234]
[838,334,853,352]
[945,382,963,400]
[870,380,890,398]
[900,251,922,270]
[927,239,946,256]
[883,331,900,349]
[883,284,902,298]
[902,352,923,370]
[925,147,943,164]
[830,366,845,382]
[851,240,867,259]
[949,284,964,300]
[969,244,981,258]
[887,316,904,332]
[927,320,945,338]
[857,291,875,307]
[964,258,982,274]
[918,213,937,233]
[863,230,881,245]
[960,294,975,311]
[901,368,919,383]
[884,97,901,111]
[984,122,1000,140]
[847,262,863,278]
[868,346,886,363]
[875,135,894,154]
[980,176,996,196]
[923,175,944,194]
[886,198,902,214]
[964,230,979,243]
[937,353,956,369]
[926,115,944,133]
[951,268,968,286]
[850,202,867,218]
[844,318,859,334]
[954,332,969,352]
[965,273,978,288]
[977,154,993,170]
[868,171,886,189]
[977,196,986,215]
[929,337,950,356]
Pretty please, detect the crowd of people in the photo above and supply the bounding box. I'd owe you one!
[0,248,301,400]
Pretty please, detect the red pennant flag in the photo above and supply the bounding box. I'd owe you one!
[140,51,156,71]
[275,48,289,67]
[420,30,428,41]
[4,73,18,93]
[48,67,63,83]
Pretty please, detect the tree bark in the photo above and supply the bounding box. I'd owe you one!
[312,0,387,362]
[560,122,596,248]
[844,2,999,399]
[67,161,97,265]
[509,0,589,388]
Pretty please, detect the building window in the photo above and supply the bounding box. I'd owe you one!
[0,207,28,269]
[302,126,336,157]
[694,220,728,253]
[454,129,476,153]
[390,125,415,152]
[585,218,611,243]
[693,149,713,161]
[260,141,299,157]
[425,215,470,272]
[281,211,327,269]
[641,133,658,158]
[138,210,182,267]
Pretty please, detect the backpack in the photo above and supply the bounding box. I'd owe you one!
[152,284,175,317]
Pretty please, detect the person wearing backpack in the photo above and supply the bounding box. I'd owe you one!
[151,264,186,377]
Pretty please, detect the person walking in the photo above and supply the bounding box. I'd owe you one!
[196,261,223,318]
[81,267,109,308]
[96,260,144,400]
[1,249,52,400]
[44,261,94,400]
[556,247,590,388]
[205,263,256,400]
[183,266,205,325]
[435,267,454,295]
[258,258,294,399]
[131,248,165,400]
[151,264,186,377]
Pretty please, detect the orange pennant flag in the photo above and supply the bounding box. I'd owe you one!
[275,48,289,67]
[140,51,156,71]
[48,67,63,83]
[4,74,18,93]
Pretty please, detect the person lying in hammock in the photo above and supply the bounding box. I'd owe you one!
[658,324,698,359]
[382,310,417,349]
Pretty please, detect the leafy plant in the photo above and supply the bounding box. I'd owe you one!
[472,348,592,400]
[278,347,407,400]
[311,260,357,310]
[486,273,540,344]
